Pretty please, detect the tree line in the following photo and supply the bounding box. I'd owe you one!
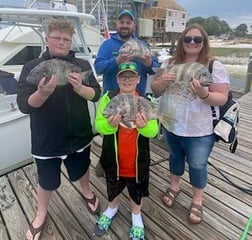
[187,16,251,38]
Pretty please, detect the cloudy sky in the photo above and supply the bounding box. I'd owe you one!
[3,0,252,29]
[175,0,252,28]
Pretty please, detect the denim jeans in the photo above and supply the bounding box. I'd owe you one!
[163,128,216,189]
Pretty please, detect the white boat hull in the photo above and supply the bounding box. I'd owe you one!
[0,2,101,174]
[0,95,32,175]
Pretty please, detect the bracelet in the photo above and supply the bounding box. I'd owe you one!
[199,92,209,99]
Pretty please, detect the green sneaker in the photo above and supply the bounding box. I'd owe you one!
[94,214,112,236]
[129,225,145,240]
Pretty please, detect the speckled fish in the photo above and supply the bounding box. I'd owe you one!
[26,58,92,86]
[118,39,150,57]
[156,62,213,87]
[103,94,157,128]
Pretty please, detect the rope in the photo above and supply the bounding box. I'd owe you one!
[149,157,252,194]
[208,161,252,194]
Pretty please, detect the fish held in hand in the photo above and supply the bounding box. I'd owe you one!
[157,62,213,87]
[26,58,92,86]
[103,94,157,128]
[118,39,150,57]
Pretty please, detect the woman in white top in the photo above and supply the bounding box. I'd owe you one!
[151,23,230,224]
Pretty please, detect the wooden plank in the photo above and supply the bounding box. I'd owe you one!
[148,138,251,239]
[0,216,9,240]
[91,135,228,239]
[89,142,180,239]
[58,170,118,240]
[23,164,91,240]
[149,162,244,239]
[0,175,27,240]
[8,168,63,240]
[149,167,246,240]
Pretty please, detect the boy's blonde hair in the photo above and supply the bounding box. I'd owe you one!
[47,18,75,35]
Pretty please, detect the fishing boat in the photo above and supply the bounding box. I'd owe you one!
[0,0,101,175]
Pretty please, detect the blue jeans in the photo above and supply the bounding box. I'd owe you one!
[163,128,216,189]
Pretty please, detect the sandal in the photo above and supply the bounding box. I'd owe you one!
[162,188,180,207]
[188,203,203,224]
[83,192,100,214]
[129,225,145,240]
[94,214,112,236]
[27,219,46,240]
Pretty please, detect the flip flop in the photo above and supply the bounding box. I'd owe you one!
[83,192,100,214]
[28,219,46,240]
[162,187,180,207]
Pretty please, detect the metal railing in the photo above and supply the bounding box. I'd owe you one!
[244,52,252,93]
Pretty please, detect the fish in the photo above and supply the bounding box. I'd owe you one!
[118,39,150,57]
[26,58,92,86]
[102,94,157,128]
[155,62,213,87]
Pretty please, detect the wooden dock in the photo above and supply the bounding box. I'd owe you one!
[0,91,252,240]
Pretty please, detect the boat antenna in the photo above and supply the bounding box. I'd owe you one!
[90,0,110,39]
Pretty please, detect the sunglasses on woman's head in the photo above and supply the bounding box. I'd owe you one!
[183,36,203,44]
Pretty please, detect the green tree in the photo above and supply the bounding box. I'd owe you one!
[220,20,232,35]
[206,16,224,36]
[187,16,232,36]
[187,17,207,29]
[234,23,248,37]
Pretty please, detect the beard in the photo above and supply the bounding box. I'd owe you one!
[118,28,133,40]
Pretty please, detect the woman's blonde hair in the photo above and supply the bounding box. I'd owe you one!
[47,18,75,35]
[170,23,213,66]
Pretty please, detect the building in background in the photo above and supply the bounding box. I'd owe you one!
[88,0,186,43]
[143,0,187,44]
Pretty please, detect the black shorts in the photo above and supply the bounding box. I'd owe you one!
[106,173,149,205]
[35,146,91,191]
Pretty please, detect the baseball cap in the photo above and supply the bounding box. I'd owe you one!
[118,9,135,21]
[117,62,139,77]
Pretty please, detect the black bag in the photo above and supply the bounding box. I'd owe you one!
[208,60,239,153]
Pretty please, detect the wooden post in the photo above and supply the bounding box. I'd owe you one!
[244,52,252,93]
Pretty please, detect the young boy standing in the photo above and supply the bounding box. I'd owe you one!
[17,18,101,240]
[94,61,158,239]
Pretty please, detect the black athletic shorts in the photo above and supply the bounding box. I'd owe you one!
[35,146,91,190]
[105,173,149,205]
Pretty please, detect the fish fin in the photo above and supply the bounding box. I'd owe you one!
[81,70,92,85]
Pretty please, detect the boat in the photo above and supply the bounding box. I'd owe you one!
[0,1,104,72]
[0,0,101,175]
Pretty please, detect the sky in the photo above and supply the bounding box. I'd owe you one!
[3,0,252,29]
[175,0,252,29]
